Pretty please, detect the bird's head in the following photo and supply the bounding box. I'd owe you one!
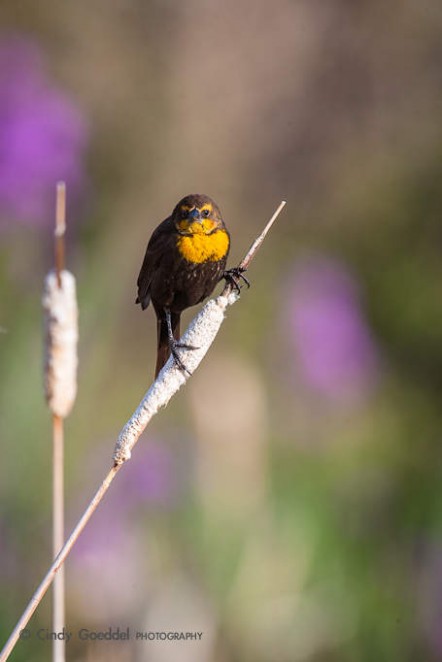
[173,194,224,235]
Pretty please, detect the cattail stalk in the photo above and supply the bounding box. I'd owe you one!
[0,200,285,662]
[42,182,77,662]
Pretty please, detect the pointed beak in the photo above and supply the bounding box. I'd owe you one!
[189,208,202,222]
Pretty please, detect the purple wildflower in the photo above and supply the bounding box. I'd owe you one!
[0,35,88,228]
[70,514,145,619]
[83,438,179,519]
[68,439,178,617]
[118,439,179,508]
[286,256,380,402]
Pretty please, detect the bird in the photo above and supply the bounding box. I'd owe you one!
[136,193,235,377]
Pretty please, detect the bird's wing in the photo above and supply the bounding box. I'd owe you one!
[136,216,174,310]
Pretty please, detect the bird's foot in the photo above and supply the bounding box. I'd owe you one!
[169,339,199,376]
[164,307,199,376]
[223,266,250,294]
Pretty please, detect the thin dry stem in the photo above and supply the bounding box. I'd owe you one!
[52,414,65,662]
[0,200,286,662]
[55,182,66,288]
[236,199,286,274]
[0,467,120,662]
[53,182,67,662]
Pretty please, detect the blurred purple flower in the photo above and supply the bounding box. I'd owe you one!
[84,438,179,519]
[69,439,179,618]
[0,35,88,228]
[118,439,179,508]
[286,256,380,402]
[70,514,146,620]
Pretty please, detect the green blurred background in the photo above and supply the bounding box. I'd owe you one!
[1,1,442,660]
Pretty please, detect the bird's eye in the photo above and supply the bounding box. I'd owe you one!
[202,209,210,217]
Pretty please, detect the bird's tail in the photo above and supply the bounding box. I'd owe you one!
[155,311,180,378]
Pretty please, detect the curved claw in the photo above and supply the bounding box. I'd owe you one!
[176,341,200,351]
[170,343,193,376]
[164,307,195,376]
[223,267,250,294]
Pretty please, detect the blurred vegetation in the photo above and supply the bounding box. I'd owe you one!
[1,1,442,661]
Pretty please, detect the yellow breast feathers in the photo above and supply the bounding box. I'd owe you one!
[177,224,230,264]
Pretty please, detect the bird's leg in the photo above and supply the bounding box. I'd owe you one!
[164,309,197,376]
[222,266,250,294]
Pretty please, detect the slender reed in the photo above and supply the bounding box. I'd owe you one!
[0,200,285,662]
[53,182,66,662]
[43,182,78,662]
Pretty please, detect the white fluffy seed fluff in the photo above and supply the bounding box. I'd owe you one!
[113,290,239,465]
[43,270,78,418]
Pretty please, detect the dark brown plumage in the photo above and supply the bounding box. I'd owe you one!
[136,194,230,377]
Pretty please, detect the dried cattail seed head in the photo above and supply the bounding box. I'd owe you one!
[43,270,78,418]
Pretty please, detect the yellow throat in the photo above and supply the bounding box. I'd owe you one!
[176,220,229,264]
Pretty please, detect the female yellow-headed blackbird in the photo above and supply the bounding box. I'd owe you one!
[136,194,231,377]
